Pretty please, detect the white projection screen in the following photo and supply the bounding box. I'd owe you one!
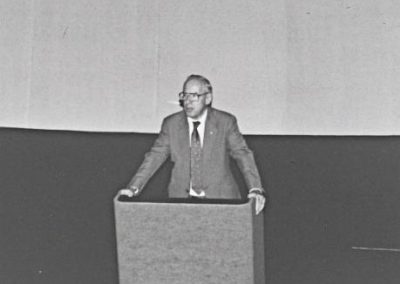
[1,0,400,135]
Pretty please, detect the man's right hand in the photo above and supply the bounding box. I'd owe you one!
[118,186,140,197]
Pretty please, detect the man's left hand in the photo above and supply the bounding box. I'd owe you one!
[247,192,266,215]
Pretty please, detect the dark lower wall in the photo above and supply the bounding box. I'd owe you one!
[1,128,400,284]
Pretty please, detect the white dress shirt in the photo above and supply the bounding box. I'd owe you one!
[187,109,207,147]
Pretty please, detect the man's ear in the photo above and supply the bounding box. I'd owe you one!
[205,93,213,105]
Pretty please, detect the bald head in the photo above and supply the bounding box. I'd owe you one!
[183,74,213,95]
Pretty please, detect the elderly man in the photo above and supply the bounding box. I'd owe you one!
[119,74,266,214]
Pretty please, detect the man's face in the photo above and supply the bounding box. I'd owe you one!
[182,79,212,119]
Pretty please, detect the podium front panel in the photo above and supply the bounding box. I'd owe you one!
[114,198,265,284]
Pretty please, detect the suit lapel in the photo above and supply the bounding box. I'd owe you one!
[202,108,218,164]
[177,111,190,160]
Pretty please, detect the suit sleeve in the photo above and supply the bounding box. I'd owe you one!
[127,118,171,192]
[226,116,263,190]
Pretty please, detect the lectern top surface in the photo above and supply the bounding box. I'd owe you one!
[117,196,248,204]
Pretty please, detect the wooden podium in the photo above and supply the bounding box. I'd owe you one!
[114,196,265,284]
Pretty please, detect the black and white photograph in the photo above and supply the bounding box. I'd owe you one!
[1,1,400,283]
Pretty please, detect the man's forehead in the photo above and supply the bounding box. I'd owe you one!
[184,79,206,91]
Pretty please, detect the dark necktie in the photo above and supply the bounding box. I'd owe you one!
[190,121,202,194]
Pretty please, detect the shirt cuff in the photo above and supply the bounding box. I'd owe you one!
[249,187,265,195]
[128,185,140,195]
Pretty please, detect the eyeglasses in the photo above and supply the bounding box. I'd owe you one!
[178,92,209,102]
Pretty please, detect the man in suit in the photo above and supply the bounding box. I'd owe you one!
[119,74,266,214]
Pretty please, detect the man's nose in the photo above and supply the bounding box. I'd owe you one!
[184,100,193,106]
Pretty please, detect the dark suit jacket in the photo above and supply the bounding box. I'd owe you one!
[128,107,262,199]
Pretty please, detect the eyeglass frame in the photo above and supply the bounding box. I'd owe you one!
[178,91,209,102]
